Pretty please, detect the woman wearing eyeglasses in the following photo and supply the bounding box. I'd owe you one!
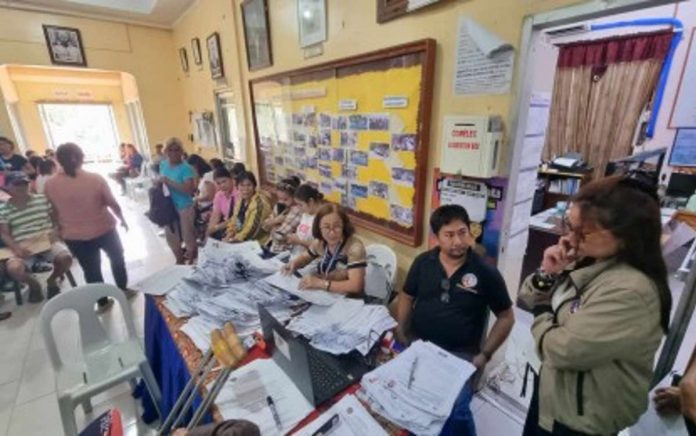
[282,204,367,296]
[519,176,672,436]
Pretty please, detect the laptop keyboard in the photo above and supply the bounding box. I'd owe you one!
[306,347,349,399]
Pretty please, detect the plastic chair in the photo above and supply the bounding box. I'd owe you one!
[40,284,162,435]
[365,244,398,305]
[125,161,153,201]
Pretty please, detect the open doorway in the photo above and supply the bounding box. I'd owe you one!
[487,0,690,424]
[38,102,121,163]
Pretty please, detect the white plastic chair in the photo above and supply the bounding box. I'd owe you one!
[40,284,162,435]
[365,244,398,305]
[125,160,153,201]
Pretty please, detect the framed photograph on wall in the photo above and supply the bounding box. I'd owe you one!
[298,0,327,48]
[179,48,189,72]
[241,0,273,71]
[206,32,224,79]
[191,37,202,65]
[42,25,87,67]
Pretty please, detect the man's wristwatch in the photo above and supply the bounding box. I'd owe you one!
[531,268,558,291]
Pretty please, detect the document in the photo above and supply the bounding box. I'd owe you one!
[358,340,476,435]
[131,265,193,296]
[294,394,387,436]
[214,358,314,435]
[263,271,343,306]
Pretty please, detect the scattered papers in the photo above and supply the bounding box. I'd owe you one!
[630,372,688,436]
[263,271,343,306]
[294,394,387,436]
[358,340,475,435]
[214,358,314,435]
[131,265,193,296]
[307,305,397,356]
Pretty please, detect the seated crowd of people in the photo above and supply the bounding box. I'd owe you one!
[1,134,695,436]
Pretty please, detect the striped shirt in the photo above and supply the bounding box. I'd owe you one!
[0,194,54,241]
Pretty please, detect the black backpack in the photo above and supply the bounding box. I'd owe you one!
[146,184,179,228]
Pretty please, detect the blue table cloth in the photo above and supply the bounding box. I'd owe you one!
[139,295,212,426]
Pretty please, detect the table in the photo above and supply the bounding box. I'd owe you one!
[140,295,402,434]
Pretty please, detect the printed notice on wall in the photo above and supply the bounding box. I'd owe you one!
[454,18,515,95]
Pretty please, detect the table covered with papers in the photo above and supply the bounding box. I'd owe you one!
[135,241,477,435]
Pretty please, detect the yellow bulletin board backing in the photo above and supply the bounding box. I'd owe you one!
[249,39,435,246]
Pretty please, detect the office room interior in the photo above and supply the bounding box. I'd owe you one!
[1,0,696,435]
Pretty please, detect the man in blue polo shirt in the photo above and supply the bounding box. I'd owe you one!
[396,204,515,436]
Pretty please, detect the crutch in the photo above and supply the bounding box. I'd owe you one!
[157,323,247,435]
[186,323,248,429]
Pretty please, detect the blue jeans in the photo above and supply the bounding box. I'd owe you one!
[440,380,477,436]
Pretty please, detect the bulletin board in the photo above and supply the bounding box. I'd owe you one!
[249,39,435,246]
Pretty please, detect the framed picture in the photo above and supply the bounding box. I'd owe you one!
[298,0,327,48]
[241,0,273,71]
[191,37,202,65]
[42,25,87,67]
[179,48,189,72]
[206,32,224,79]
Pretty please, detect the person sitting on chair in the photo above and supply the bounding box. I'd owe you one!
[223,171,271,243]
[110,144,143,195]
[282,204,367,297]
[262,177,302,257]
[0,172,73,302]
[207,167,237,241]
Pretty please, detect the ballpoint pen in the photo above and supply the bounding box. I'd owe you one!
[267,395,282,430]
[407,356,418,389]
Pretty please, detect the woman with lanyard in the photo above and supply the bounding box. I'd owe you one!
[282,204,367,297]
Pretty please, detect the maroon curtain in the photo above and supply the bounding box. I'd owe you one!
[557,30,674,68]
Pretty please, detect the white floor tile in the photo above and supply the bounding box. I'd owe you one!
[0,382,19,436]
[7,392,63,436]
[15,347,56,406]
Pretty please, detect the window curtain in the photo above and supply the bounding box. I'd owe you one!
[544,31,674,178]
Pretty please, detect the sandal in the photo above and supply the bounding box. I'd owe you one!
[0,312,10,321]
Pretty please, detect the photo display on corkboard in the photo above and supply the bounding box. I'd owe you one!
[250,39,435,246]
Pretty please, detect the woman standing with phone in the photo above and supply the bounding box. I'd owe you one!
[519,175,672,436]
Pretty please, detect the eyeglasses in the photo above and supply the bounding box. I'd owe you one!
[440,279,450,304]
[320,224,343,233]
[562,215,603,242]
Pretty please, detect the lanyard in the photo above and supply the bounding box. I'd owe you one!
[319,239,345,278]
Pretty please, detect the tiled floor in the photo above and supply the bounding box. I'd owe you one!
[0,192,525,435]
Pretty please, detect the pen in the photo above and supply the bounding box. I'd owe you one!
[266,395,282,430]
[311,413,340,436]
[407,356,418,389]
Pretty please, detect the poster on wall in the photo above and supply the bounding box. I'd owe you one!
[430,168,508,265]
[453,18,514,95]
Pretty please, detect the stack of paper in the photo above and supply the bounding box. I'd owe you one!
[131,265,193,296]
[163,279,225,317]
[214,358,314,435]
[263,271,344,306]
[294,394,387,436]
[357,341,476,435]
[287,301,397,356]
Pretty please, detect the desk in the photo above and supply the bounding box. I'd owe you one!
[140,295,402,434]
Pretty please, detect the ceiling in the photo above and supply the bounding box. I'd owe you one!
[0,0,197,27]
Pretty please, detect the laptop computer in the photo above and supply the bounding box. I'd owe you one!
[258,305,371,406]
